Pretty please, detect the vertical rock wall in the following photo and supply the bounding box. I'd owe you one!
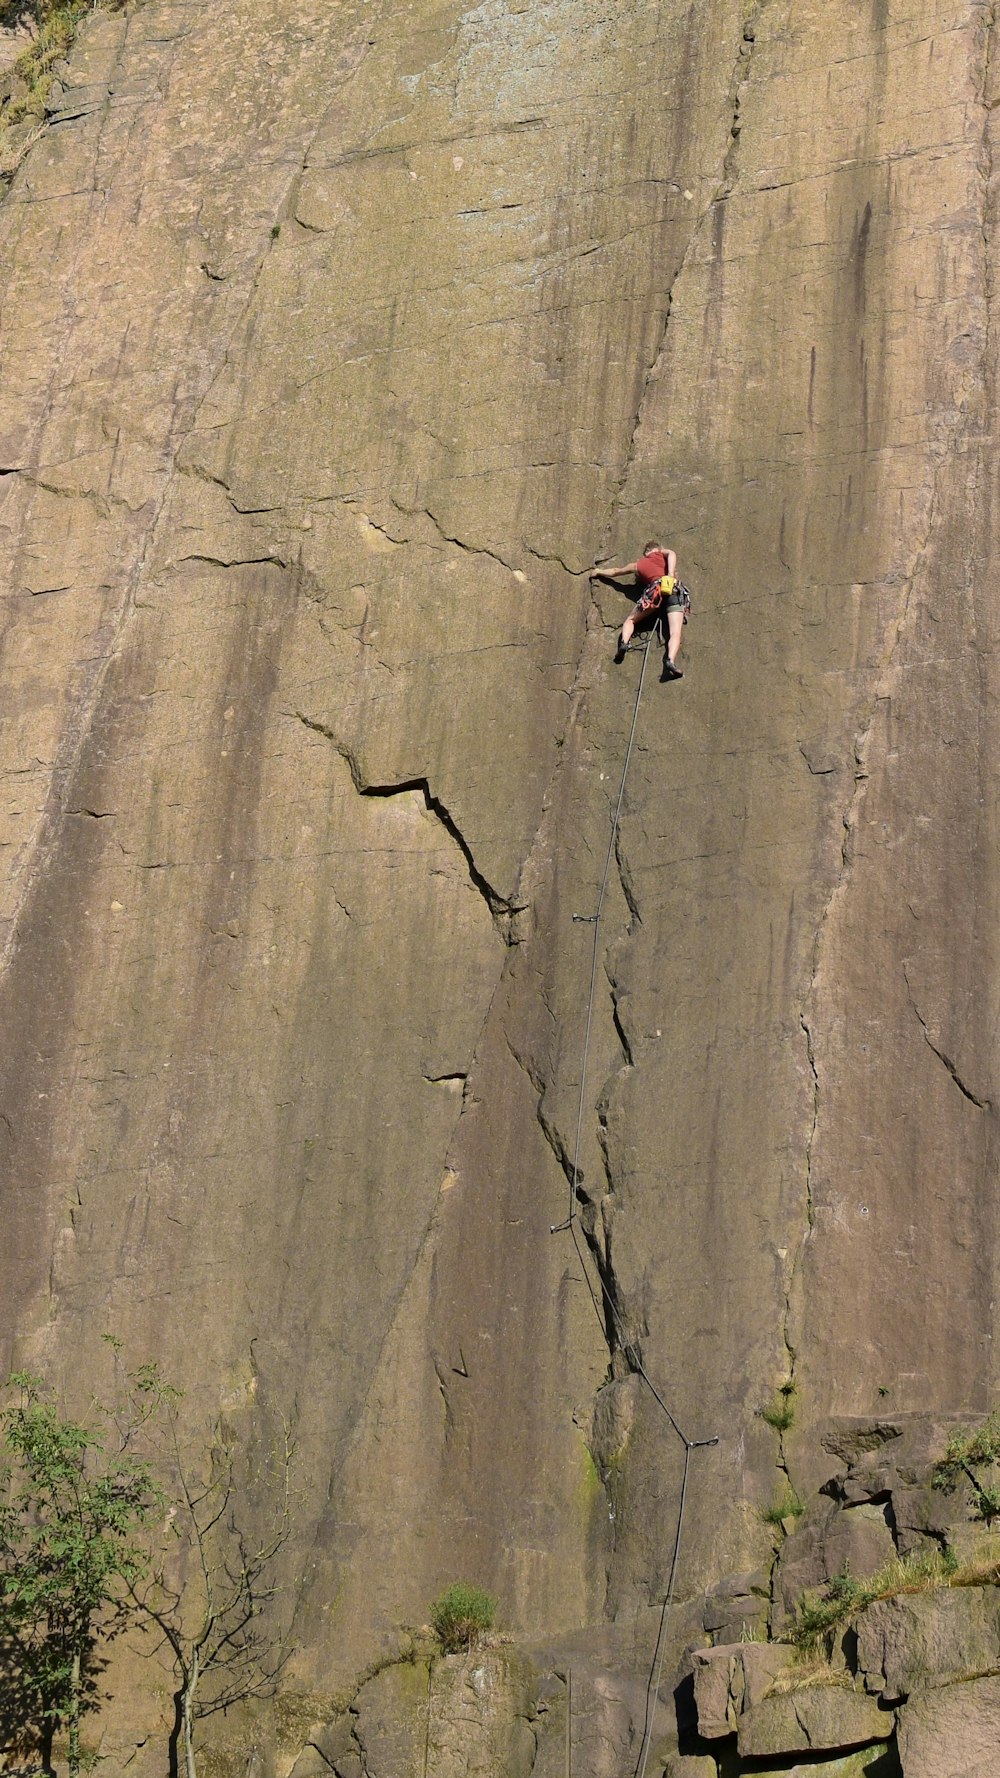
[0,0,997,1771]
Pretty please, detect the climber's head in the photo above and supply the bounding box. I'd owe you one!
[643,539,661,554]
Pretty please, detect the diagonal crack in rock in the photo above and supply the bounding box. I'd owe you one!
[902,961,992,1111]
[291,710,517,931]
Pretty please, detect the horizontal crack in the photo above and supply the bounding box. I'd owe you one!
[176,551,290,570]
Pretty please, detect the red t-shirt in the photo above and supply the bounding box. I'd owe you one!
[636,549,668,588]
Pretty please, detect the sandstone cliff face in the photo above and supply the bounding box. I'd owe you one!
[1,0,998,1773]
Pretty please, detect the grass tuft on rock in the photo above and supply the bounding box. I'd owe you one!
[759,1380,796,1434]
[1,1,131,179]
[761,1485,805,1527]
[429,1582,496,1654]
[786,1544,1000,1654]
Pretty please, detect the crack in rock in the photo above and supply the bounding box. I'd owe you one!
[390,494,583,576]
[902,962,991,1110]
[595,8,773,555]
[291,710,517,932]
[175,551,290,571]
[607,984,634,1072]
[504,1031,580,1184]
[785,427,949,1396]
[718,14,763,197]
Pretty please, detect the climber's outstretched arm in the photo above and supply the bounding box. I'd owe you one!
[590,560,637,580]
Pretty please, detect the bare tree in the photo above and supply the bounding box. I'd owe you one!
[133,1409,294,1778]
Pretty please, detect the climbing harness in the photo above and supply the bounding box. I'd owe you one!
[549,627,718,1778]
[634,575,691,623]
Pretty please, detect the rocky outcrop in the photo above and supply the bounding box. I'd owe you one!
[286,1649,543,1778]
[691,1604,1000,1776]
[2,0,1000,1773]
[687,1418,1000,1775]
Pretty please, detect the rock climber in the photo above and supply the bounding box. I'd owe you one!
[590,540,685,681]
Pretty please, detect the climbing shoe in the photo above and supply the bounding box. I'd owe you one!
[660,659,683,681]
[613,639,628,664]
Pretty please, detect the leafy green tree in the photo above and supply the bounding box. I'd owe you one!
[0,1364,164,1774]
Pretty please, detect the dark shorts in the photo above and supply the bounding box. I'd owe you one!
[631,586,685,622]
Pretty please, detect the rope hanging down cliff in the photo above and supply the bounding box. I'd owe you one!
[549,627,718,1778]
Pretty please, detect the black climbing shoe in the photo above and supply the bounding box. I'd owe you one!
[660,659,683,682]
[613,639,628,664]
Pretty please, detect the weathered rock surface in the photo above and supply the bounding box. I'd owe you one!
[745,1753,899,1778]
[692,1639,893,1763]
[896,1674,1000,1778]
[857,1588,1000,1703]
[736,1687,894,1760]
[703,1567,771,1640]
[284,1651,542,1778]
[692,1642,795,1738]
[2,0,1000,1773]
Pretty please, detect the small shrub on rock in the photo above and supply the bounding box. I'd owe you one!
[429,1581,496,1653]
[790,1548,962,1653]
[933,1411,1000,1519]
[759,1381,796,1434]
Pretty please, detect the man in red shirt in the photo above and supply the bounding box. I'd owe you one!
[591,540,684,680]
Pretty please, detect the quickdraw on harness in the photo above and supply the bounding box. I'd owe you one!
[636,574,692,623]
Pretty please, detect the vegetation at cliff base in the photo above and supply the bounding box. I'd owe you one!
[133,1405,294,1778]
[0,1352,295,1778]
[0,1366,164,1775]
[429,1582,496,1653]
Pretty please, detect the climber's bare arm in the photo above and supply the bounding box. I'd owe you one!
[664,549,677,578]
[590,560,637,580]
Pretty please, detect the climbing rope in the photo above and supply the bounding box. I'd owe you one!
[548,625,719,1778]
[559,628,653,1239]
[633,1440,694,1778]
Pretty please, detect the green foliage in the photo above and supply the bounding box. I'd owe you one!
[761,1485,804,1527]
[933,1411,1000,1519]
[1,1,131,130]
[789,1548,962,1653]
[429,1582,496,1654]
[759,1380,796,1434]
[935,1411,1000,1476]
[0,1365,165,1773]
